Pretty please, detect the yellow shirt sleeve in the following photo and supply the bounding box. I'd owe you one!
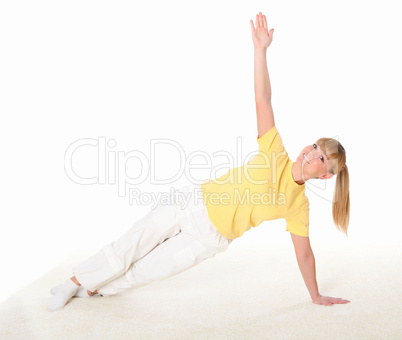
[256,125,280,153]
[285,206,310,237]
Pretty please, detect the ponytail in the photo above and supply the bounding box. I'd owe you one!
[332,164,350,236]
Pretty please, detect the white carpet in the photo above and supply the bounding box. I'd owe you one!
[1,242,401,339]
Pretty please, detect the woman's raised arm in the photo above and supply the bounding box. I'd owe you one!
[250,12,275,138]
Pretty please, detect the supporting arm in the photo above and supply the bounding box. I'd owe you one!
[290,232,351,306]
[295,251,320,300]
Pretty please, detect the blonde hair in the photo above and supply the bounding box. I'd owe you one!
[316,138,350,236]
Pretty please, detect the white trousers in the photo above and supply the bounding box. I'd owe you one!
[72,184,232,296]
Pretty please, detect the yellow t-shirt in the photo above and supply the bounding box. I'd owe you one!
[200,125,310,240]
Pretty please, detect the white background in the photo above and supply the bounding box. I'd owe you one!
[1,0,401,303]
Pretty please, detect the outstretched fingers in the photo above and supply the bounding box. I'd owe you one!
[262,14,267,29]
[330,297,350,304]
[251,12,272,38]
[254,12,268,30]
[250,19,255,33]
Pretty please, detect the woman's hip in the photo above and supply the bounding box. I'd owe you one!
[175,183,231,254]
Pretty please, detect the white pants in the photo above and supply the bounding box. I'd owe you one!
[72,184,232,296]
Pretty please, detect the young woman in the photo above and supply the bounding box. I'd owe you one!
[48,12,350,311]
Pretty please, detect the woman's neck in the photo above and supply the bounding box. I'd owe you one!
[291,161,306,186]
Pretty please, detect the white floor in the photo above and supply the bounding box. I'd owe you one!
[0,242,401,339]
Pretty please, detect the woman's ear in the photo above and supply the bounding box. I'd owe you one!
[320,173,334,180]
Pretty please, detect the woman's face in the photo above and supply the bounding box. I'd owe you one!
[296,143,332,179]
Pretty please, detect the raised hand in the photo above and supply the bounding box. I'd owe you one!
[312,294,351,306]
[250,12,274,50]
